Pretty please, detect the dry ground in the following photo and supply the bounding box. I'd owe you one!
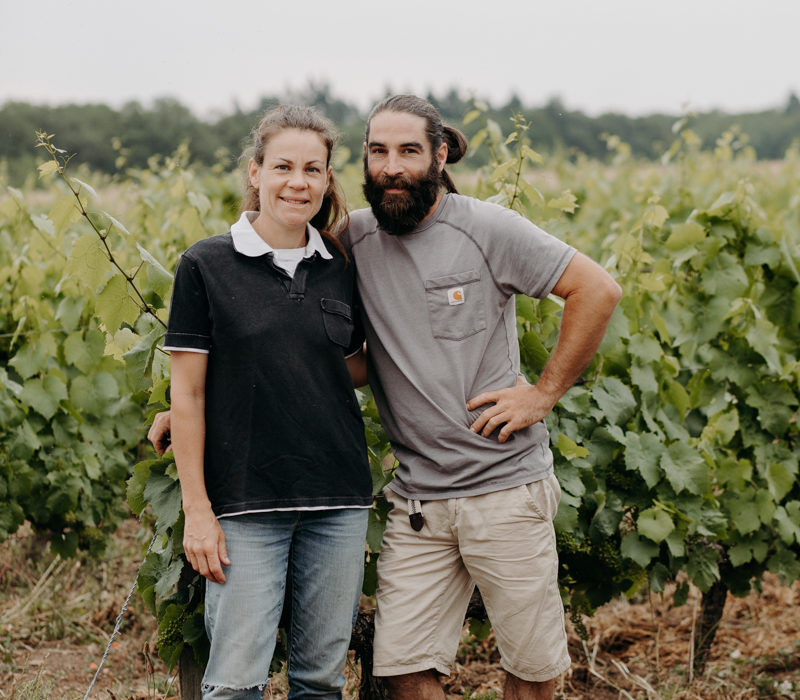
[2,519,798,700]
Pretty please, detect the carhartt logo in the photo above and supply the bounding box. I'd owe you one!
[447,287,465,305]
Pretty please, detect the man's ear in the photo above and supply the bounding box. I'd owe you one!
[436,142,448,172]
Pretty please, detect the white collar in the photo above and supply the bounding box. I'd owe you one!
[230,211,333,260]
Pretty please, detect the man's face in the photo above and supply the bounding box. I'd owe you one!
[362,111,447,236]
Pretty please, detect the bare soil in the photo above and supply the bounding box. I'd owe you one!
[2,519,798,699]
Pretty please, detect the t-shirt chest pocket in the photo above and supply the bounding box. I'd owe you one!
[423,269,486,341]
[320,298,354,347]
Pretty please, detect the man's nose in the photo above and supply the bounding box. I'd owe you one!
[383,153,403,176]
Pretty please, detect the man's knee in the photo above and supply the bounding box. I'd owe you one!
[505,672,556,700]
[384,669,444,700]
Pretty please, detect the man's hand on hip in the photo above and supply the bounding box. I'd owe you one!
[467,382,555,443]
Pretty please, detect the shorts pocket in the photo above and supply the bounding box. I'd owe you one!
[424,269,486,341]
[522,474,561,521]
[320,298,354,347]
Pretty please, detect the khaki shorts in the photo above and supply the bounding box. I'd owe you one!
[373,475,570,682]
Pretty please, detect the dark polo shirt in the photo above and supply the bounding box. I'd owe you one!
[164,219,371,516]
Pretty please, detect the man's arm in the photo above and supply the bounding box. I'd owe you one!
[170,351,230,583]
[467,252,621,443]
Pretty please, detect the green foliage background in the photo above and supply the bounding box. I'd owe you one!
[0,108,798,669]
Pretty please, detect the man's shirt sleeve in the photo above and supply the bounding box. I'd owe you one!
[486,206,576,299]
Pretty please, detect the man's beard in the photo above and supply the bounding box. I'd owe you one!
[362,158,441,236]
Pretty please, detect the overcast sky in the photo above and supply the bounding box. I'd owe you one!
[2,0,799,118]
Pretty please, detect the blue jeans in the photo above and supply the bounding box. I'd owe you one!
[201,508,369,699]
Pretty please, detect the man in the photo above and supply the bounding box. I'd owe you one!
[151,95,621,700]
[342,95,620,700]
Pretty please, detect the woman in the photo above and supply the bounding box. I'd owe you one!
[161,105,372,699]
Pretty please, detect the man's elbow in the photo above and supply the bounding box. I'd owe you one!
[604,276,623,308]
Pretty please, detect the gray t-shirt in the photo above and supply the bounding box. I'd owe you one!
[342,193,576,499]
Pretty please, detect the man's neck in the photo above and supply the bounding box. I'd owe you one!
[420,192,444,224]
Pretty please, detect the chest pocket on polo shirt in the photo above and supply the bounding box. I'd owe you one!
[424,269,486,341]
[320,298,354,347]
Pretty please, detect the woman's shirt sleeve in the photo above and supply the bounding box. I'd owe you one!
[163,253,212,353]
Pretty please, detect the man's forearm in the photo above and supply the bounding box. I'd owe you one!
[535,276,620,405]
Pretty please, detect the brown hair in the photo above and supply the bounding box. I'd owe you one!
[241,105,348,254]
[365,95,468,194]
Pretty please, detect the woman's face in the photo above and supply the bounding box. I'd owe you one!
[248,128,331,241]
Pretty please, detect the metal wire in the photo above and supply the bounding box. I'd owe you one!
[83,531,158,700]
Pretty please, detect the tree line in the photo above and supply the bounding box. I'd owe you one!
[2,83,800,184]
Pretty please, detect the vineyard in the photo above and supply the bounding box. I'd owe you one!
[1,112,799,698]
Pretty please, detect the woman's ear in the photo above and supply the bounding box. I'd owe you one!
[247,158,260,189]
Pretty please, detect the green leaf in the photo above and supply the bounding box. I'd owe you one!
[766,463,795,502]
[55,296,85,332]
[66,233,110,293]
[144,474,182,532]
[137,243,174,299]
[715,457,752,489]
[127,459,157,516]
[620,532,660,566]
[622,431,664,488]
[31,213,55,237]
[519,331,549,373]
[744,317,783,375]
[547,190,577,213]
[38,160,59,178]
[96,275,141,331]
[19,375,67,419]
[592,377,636,426]
[664,222,706,251]
[553,502,579,533]
[463,109,482,125]
[628,334,662,363]
[631,363,658,398]
[63,328,106,373]
[555,433,589,461]
[767,547,800,583]
[643,205,669,229]
[9,342,51,380]
[154,559,184,599]
[71,177,98,201]
[9,420,42,460]
[725,491,761,535]
[123,324,165,380]
[663,380,690,421]
[366,503,388,553]
[774,503,800,545]
[686,545,719,592]
[554,463,586,498]
[700,408,739,446]
[637,507,674,543]
[661,442,708,495]
[49,194,81,234]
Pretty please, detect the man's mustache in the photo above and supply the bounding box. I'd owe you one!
[374,174,415,190]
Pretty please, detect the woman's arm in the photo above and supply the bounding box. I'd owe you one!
[171,351,230,584]
[346,344,368,387]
